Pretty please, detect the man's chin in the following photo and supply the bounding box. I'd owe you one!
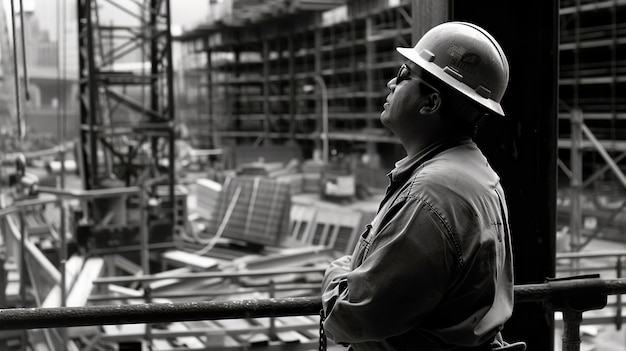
[380,111,389,126]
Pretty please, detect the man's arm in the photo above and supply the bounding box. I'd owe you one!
[320,198,458,344]
[321,255,351,313]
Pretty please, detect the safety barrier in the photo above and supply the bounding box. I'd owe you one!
[557,250,626,328]
[0,276,621,351]
[2,191,626,351]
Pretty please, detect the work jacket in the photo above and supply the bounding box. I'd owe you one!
[321,137,514,351]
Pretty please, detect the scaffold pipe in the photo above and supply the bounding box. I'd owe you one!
[0,278,624,331]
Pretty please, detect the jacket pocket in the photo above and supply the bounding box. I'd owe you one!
[353,224,372,266]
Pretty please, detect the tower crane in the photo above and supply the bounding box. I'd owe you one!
[75,0,177,255]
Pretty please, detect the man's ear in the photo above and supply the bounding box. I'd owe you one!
[420,92,441,115]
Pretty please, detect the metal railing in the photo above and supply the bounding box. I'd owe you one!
[557,250,626,328]
[0,276,622,351]
[2,190,626,351]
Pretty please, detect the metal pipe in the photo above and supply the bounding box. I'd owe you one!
[0,297,322,330]
[37,186,140,199]
[617,256,623,330]
[94,266,326,285]
[17,0,28,101]
[9,0,23,138]
[562,311,582,351]
[0,278,626,331]
[313,74,328,164]
[570,108,583,254]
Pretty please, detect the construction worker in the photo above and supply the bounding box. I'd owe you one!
[321,22,524,350]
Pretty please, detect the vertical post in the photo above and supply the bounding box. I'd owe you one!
[314,24,322,158]
[570,108,583,255]
[163,0,176,237]
[288,31,296,140]
[0,246,6,308]
[77,0,99,191]
[262,34,270,144]
[59,201,68,350]
[561,311,582,351]
[364,16,375,162]
[0,246,6,351]
[616,256,623,330]
[139,187,152,344]
[313,75,328,165]
[9,0,24,139]
[18,211,26,351]
[451,1,558,349]
[268,280,277,340]
[18,212,25,306]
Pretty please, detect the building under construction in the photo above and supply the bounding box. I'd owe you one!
[0,0,626,350]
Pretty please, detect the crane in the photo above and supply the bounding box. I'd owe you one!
[75,0,177,256]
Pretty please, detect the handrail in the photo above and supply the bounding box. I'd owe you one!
[556,249,626,331]
[0,276,618,351]
[2,190,625,350]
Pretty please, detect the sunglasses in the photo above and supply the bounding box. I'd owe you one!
[396,64,438,92]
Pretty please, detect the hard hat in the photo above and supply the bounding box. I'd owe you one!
[396,21,509,116]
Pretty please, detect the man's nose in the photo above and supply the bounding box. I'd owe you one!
[387,77,397,91]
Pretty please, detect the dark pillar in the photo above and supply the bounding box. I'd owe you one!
[451,2,558,350]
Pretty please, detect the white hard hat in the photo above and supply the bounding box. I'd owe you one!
[396,21,510,116]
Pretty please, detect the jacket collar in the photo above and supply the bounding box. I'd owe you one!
[388,136,473,185]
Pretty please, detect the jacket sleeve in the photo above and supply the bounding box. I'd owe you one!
[320,197,458,343]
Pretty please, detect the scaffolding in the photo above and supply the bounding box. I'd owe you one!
[176,0,420,170]
[558,0,626,251]
[76,0,177,247]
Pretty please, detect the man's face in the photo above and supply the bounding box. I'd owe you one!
[380,62,436,134]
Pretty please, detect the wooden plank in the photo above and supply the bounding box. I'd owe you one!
[113,255,143,275]
[214,318,270,346]
[148,267,193,291]
[161,250,220,271]
[253,317,310,344]
[41,255,85,308]
[118,323,147,336]
[107,284,143,297]
[179,320,232,347]
[151,339,173,350]
[66,257,104,307]
[165,322,206,349]
[32,257,85,351]
[5,213,61,284]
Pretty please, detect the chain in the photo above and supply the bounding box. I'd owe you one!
[319,309,327,351]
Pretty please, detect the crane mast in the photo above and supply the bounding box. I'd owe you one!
[76,0,176,253]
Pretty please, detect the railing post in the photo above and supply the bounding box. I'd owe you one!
[616,256,623,330]
[18,210,26,351]
[18,211,25,307]
[59,200,68,351]
[544,275,607,351]
[561,310,583,351]
[268,279,277,340]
